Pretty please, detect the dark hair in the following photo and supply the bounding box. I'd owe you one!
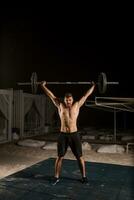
[64,93,73,98]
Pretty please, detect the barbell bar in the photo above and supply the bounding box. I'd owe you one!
[17,72,119,94]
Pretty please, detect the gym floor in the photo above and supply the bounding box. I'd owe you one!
[0,138,134,199]
[0,156,134,200]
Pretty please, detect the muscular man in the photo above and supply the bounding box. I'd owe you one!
[41,81,95,185]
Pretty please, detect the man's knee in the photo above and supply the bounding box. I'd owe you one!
[75,154,83,160]
[57,156,64,161]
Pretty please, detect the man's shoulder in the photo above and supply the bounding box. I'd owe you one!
[59,102,65,107]
[73,101,79,107]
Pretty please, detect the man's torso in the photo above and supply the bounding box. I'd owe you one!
[58,102,80,133]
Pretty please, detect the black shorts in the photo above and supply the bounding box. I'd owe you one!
[57,132,82,158]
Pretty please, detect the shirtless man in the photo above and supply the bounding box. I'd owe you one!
[41,81,95,185]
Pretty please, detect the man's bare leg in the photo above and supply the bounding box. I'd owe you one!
[54,156,64,178]
[77,156,88,183]
[52,156,63,185]
[77,156,86,177]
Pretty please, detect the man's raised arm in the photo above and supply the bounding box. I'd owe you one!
[78,82,96,107]
[41,81,60,107]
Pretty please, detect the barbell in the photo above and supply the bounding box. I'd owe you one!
[17,72,119,94]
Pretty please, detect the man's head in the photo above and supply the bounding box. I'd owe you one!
[64,93,74,107]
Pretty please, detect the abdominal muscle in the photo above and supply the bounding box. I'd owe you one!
[59,104,79,133]
[60,120,77,133]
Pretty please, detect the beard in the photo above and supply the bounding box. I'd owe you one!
[66,103,72,108]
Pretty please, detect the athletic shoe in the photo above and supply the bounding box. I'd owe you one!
[51,177,60,186]
[81,176,88,184]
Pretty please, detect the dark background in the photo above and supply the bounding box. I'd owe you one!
[0,7,133,129]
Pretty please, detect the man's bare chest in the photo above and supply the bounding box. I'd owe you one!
[59,107,79,118]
